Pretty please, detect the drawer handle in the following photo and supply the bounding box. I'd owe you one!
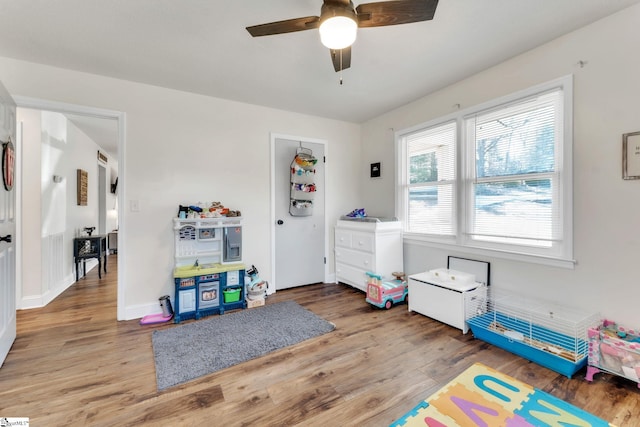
[363,260,369,265]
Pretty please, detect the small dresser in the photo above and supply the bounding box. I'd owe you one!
[334,217,403,291]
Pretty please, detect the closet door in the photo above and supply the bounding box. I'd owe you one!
[0,80,16,368]
[273,137,325,290]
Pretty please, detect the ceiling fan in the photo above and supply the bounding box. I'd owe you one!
[246,0,439,73]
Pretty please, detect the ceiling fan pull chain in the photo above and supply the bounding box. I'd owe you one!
[339,50,343,85]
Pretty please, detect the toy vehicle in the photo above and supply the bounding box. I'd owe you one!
[246,264,268,300]
[365,271,408,309]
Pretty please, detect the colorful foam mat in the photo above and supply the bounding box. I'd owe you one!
[391,363,615,427]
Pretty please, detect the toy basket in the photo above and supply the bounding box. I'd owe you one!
[223,288,241,303]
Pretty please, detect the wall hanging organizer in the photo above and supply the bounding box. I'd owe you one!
[290,147,317,216]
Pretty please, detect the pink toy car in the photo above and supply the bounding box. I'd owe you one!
[365,271,408,309]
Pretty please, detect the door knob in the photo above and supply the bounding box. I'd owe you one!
[0,235,12,243]
[277,220,284,225]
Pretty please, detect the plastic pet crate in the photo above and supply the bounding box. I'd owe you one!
[466,289,599,378]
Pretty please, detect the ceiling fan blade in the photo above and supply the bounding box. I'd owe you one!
[246,16,320,37]
[330,46,352,72]
[325,0,353,5]
[356,0,438,28]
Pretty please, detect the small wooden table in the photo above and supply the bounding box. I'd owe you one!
[73,235,107,281]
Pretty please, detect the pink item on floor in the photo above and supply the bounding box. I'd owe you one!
[140,313,173,325]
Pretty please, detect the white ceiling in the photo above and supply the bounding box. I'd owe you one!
[63,113,118,157]
[1,0,639,156]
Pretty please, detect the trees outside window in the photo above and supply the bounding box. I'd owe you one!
[397,77,573,263]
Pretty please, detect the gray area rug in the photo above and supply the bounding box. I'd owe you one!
[152,300,335,390]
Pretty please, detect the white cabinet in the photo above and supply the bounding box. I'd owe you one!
[334,218,403,291]
[177,287,197,314]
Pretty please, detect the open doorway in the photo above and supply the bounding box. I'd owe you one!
[98,163,107,235]
[14,97,125,319]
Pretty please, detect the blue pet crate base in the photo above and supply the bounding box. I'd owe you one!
[467,312,587,378]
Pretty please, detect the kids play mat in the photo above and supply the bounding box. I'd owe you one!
[391,363,615,427]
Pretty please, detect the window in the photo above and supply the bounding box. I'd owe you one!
[404,121,456,236]
[397,77,573,265]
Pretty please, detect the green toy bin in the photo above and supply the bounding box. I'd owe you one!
[223,288,241,303]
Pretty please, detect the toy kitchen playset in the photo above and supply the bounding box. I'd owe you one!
[172,203,247,323]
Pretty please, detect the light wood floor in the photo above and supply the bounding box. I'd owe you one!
[1,255,638,426]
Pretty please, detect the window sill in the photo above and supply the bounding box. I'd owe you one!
[403,234,576,269]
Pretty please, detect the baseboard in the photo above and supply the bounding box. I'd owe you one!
[19,260,99,310]
[124,300,169,321]
[20,274,74,309]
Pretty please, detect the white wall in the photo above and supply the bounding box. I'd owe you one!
[40,111,67,237]
[361,5,640,326]
[0,59,362,319]
[18,108,42,303]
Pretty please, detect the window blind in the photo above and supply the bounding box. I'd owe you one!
[405,121,456,235]
[466,89,562,246]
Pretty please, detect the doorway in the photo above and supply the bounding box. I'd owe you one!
[271,134,327,291]
[98,163,106,235]
[13,96,126,319]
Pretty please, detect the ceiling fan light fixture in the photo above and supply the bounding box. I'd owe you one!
[319,15,357,50]
[247,0,440,73]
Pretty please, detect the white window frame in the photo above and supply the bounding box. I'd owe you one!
[396,76,574,268]
[402,120,457,237]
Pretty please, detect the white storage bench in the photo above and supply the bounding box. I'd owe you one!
[408,257,489,334]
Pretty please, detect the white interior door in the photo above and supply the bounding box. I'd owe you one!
[0,81,17,368]
[273,136,325,290]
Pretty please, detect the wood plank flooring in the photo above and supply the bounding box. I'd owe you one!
[1,254,638,426]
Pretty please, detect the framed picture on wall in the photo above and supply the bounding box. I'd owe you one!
[2,138,15,191]
[623,131,640,180]
[77,169,88,205]
[370,162,381,178]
